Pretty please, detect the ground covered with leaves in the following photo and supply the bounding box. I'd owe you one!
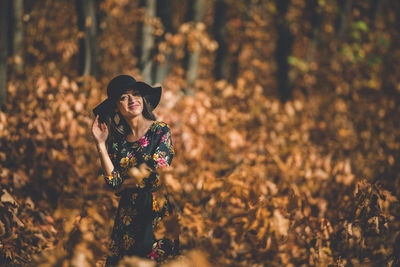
[1,73,399,266]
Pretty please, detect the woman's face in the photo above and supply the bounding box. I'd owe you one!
[116,89,143,119]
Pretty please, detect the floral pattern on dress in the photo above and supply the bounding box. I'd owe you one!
[104,121,179,266]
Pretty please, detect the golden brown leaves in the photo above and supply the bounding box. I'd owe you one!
[128,163,152,182]
[154,213,181,241]
[2,70,400,266]
[2,2,400,265]
[163,250,211,267]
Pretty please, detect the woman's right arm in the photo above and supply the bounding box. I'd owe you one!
[96,142,113,175]
[92,115,123,189]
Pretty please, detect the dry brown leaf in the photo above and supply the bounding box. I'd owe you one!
[1,189,19,207]
[128,163,152,181]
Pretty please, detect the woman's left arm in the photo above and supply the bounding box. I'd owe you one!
[144,123,175,190]
[152,123,174,169]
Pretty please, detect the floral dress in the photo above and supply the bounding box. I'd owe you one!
[104,121,179,266]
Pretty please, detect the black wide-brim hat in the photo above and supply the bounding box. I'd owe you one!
[93,75,161,121]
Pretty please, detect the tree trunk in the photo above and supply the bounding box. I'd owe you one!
[213,0,228,81]
[153,0,174,83]
[369,0,385,29]
[76,0,97,77]
[153,48,173,84]
[0,0,10,111]
[140,0,156,84]
[12,0,24,72]
[381,0,400,96]
[185,0,205,90]
[306,0,321,41]
[335,0,354,39]
[275,0,293,102]
[305,0,321,62]
[230,43,241,84]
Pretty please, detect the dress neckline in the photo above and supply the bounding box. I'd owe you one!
[126,120,157,143]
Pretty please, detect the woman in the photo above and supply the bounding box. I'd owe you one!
[91,75,179,265]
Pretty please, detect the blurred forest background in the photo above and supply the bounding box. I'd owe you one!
[0,0,400,266]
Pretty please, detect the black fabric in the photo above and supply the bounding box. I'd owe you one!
[92,98,112,123]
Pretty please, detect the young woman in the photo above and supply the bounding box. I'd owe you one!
[91,75,179,265]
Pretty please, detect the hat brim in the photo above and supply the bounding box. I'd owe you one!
[93,98,112,123]
[133,82,162,110]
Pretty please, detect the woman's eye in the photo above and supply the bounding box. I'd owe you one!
[120,96,128,101]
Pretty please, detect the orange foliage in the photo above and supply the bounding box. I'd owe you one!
[1,0,400,266]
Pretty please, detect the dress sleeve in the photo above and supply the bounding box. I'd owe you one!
[103,142,124,190]
[151,123,174,170]
[140,123,174,191]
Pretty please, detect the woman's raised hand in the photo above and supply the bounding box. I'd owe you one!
[92,115,109,144]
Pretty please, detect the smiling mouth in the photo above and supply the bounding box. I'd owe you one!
[129,104,139,109]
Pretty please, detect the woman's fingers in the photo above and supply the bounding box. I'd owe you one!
[93,115,99,129]
[92,115,98,132]
[92,115,108,143]
[101,122,108,132]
